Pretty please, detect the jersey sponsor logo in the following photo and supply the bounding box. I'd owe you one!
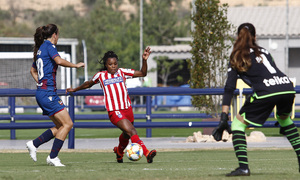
[52,45,56,49]
[37,50,41,56]
[48,96,52,101]
[115,111,123,118]
[58,100,63,105]
[263,76,291,87]
[103,76,123,86]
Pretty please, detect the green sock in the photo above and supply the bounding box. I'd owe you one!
[276,115,293,127]
[231,116,247,132]
[231,116,249,169]
[232,130,248,169]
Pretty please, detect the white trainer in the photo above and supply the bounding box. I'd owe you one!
[26,140,37,162]
[46,156,65,167]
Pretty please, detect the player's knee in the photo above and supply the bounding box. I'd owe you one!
[127,128,137,137]
[278,115,289,120]
[231,116,247,132]
[64,121,73,131]
[276,114,293,127]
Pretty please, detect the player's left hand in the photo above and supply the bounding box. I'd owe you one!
[212,112,232,141]
[66,88,75,95]
[142,47,151,61]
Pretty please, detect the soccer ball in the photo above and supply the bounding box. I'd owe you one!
[125,143,143,161]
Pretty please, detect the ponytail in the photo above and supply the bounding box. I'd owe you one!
[230,23,260,72]
[33,24,58,61]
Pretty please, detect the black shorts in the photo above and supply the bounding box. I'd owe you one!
[239,93,295,126]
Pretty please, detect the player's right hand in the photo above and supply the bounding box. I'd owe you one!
[212,112,232,141]
[66,88,75,94]
[76,62,85,68]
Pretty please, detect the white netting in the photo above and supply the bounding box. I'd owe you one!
[0,55,63,107]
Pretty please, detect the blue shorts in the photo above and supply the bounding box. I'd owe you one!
[35,90,65,116]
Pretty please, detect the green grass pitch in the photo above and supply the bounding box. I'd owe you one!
[0,149,298,180]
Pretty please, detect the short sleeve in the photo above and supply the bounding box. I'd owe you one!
[32,61,37,69]
[47,44,60,60]
[92,72,101,84]
[119,68,135,79]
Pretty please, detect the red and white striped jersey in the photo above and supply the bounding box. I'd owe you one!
[91,68,135,111]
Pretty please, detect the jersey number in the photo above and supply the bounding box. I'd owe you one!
[36,58,44,80]
[256,54,277,74]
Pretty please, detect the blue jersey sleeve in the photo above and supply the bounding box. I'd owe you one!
[32,61,37,69]
[47,44,60,60]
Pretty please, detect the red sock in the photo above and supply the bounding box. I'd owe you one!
[131,134,149,156]
[118,133,129,153]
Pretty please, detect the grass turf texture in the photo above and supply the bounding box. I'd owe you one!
[0,149,299,180]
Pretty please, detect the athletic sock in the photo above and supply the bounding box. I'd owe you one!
[231,117,249,169]
[232,130,249,170]
[49,138,64,159]
[280,123,300,169]
[118,133,129,153]
[33,129,54,148]
[131,134,149,156]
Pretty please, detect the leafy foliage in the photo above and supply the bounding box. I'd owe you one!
[0,0,190,84]
[188,0,234,117]
[155,57,185,87]
[143,0,187,46]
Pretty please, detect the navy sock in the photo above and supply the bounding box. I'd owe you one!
[33,129,54,148]
[50,138,64,159]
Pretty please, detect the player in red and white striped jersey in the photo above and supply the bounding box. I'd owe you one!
[67,47,156,163]
[92,68,134,111]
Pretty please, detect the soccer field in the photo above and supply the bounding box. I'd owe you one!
[0,149,298,180]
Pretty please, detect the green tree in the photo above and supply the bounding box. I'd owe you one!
[143,0,187,46]
[188,0,234,117]
[0,0,190,81]
[83,0,140,73]
[34,5,81,37]
[155,57,184,87]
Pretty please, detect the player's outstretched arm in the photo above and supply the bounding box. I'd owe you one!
[133,47,152,78]
[54,56,85,68]
[66,80,95,94]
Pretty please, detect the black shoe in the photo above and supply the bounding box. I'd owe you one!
[146,149,157,163]
[226,167,250,176]
[113,147,123,163]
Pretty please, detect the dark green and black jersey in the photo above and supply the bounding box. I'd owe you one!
[223,47,295,106]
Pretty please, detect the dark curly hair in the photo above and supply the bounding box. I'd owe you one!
[98,51,119,71]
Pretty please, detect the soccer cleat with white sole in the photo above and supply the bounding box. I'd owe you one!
[226,167,250,176]
[26,140,37,162]
[46,156,65,167]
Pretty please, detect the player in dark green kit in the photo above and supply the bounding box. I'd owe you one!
[212,23,300,176]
